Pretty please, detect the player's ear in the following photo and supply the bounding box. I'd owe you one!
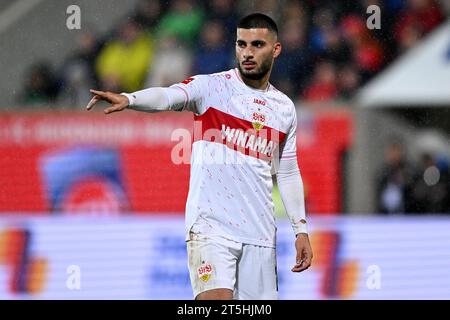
[273,42,282,59]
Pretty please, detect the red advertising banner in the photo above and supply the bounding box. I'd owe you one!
[0,109,352,215]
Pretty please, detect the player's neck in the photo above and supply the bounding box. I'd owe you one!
[238,71,270,91]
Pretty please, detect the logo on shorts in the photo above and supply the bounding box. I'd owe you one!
[197,263,213,282]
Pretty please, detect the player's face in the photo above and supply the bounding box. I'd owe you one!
[236,28,281,80]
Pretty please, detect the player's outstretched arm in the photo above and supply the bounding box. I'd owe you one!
[86,89,130,114]
[87,86,189,114]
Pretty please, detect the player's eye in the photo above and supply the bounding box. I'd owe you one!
[237,41,246,48]
[252,41,265,48]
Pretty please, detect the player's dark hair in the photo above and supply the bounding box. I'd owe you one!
[237,13,278,36]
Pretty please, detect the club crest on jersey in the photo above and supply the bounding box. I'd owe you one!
[197,263,213,282]
[252,112,266,131]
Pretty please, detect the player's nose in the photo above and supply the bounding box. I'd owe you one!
[242,49,254,59]
[243,55,254,62]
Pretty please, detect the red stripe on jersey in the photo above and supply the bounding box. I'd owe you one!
[193,107,287,161]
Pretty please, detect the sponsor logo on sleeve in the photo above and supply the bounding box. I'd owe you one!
[181,77,195,85]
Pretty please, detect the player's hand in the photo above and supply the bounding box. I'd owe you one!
[86,89,130,114]
[291,233,313,272]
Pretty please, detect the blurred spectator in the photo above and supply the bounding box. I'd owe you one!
[436,155,450,212]
[58,31,101,107]
[363,0,400,63]
[337,63,361,100]
[340,15,385,81]
[318,27,352,65]
[309,7,336,56]
[271,18,311,98]
[19,0,447,106]
[206,0,239,46]
[384,0,406,12]
[411,153,450,213]
[394,0,444,45]
[239,0,281,21]
[376,141,416,214]
[442,0,450,15]
[397,22,423,52]
[96,19,154,92]
[193,20,231,75]
[156,0,205,47]
[302,61,338,102]
[146,32,193,87]
[312,8,352,63]
[20,62,59,106]
[132,0,165,32]
[281,0,307,22]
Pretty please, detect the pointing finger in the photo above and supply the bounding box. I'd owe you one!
[86,95,101,110]
[90,89,114,102]
[90,89,106,96]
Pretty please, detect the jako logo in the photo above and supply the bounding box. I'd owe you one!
[0,228,48,294]
[253,98,266,106]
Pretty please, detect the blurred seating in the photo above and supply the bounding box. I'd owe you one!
[95,18,154,93]
[18,0,447,106]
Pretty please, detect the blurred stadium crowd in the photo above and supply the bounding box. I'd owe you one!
[19,0,446,107]
[14,0,450,214]
[377,140,450,214]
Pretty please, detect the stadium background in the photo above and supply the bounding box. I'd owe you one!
[0,0,449,299]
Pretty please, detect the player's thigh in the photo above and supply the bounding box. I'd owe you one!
[186,233,240,299]
[235,244,278,300]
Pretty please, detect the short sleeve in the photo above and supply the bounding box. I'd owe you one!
[170,75,208,114]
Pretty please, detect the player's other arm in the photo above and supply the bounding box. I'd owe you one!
[276,157,313,273]
[86,87,187,114]
[276,105,313,273]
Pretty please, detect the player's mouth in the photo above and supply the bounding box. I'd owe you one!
[242,61,256,70]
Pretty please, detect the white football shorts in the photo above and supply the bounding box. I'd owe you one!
[186,231,278,300]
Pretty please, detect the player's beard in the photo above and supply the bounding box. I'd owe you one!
[237,56,273,80]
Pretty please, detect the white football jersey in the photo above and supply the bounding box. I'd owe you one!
[171,68,298,248]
